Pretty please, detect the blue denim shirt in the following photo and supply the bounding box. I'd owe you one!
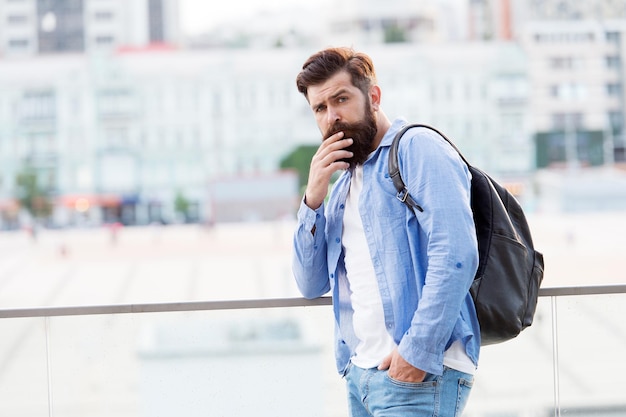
[292,118,480,376]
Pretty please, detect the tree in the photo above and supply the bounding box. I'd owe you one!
[174,190,190,221]
[14,165,52,219]
[384,24,407,43]
[280,145,318,192]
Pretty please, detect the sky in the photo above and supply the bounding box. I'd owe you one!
[179,0,325,35]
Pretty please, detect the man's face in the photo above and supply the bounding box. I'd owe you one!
[307,71,378,168]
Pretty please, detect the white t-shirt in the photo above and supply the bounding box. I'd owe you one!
[343,165,475,374]
[343,165,396,369]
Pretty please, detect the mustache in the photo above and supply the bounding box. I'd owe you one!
[323,121,363,141]
[324,122,351,140]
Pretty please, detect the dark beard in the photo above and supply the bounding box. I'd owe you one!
[323,104,378,169]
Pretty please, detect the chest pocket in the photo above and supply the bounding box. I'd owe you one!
[362,173,412,257]
[369,171,409,218]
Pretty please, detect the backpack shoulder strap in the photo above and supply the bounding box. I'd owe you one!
[388,123,471,213]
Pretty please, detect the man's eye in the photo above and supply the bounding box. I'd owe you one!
[338,97,347,103]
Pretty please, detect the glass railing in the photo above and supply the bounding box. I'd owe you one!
[1,285,625,417]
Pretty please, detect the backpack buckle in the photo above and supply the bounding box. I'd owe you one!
[396,188,423,212]
[396,188,409,203]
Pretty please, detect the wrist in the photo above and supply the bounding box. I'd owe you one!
[304,194,323,210]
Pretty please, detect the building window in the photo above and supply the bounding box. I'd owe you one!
[535,32,594,43]
[8,39,29,48]
[148,0,164,42]
[7,15,28,25]
[549,56,583,69]
[550,83,587,100]
[609,111,623,135]
[20,90,56,121]
[94,11,113,21]
[95,35,114,44]
[27,132,56,155]
[606,55,621,69]
[607,83,622,97]
[37,0,85,53]
[552,113,583,130]
[606,31,621,44]
[98,89,131,116]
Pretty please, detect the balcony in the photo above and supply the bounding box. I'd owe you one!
[0,287,625,417]
[0,219,624,416]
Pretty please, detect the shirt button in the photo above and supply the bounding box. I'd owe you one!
[339,204,345,209]
[335,237,340,243]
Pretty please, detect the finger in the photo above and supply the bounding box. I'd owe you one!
[326,139,353,162]
[314,134,348,159]
[314,146,353,170]
[377,355,392,370]
[331,137,353,152]
[318,138,352,160]
[323,130,345,142]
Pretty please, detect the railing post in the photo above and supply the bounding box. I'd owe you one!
[550,296,561,417]
[45,317,54,417]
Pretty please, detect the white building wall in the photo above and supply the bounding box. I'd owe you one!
[522,20,626,133]
[0,0,38,57]
[0,44,532,226]
[371,42,531,176]
[521,19,626,169]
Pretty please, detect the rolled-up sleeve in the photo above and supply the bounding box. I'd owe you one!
[292,199,331,299]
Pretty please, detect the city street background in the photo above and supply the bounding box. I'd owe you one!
[1,212,625,312]
[1,0,626,415]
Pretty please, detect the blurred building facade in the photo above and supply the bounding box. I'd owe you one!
[0,0,181,58]
[469,0,626,41]
[523,0,626,20]
[0,43,531,228]
[1,0,626,228]
[523,19,626,168]
[325,0,461,45]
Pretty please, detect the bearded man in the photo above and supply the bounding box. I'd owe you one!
[292,47,481,416]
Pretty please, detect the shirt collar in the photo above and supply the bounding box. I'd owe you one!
[378,117,409,148]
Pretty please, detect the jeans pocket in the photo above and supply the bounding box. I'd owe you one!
[384,372,438,389]
[454,377,473,415]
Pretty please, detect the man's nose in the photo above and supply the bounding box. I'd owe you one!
[327,107,340,125]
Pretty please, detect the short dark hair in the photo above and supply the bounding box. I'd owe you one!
[296,47,377,100]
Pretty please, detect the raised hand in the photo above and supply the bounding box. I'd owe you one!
[303,132,353,210]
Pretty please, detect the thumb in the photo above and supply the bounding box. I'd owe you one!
[378,354,392,370]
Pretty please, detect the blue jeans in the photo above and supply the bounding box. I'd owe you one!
[344,363,474,417]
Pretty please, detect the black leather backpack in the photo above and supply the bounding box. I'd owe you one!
[389,124,545,345]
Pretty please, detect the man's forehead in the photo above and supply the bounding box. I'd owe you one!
[308,71,356,103]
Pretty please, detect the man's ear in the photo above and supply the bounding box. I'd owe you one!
[369,85,382,110]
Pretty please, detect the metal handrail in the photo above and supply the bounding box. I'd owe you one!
[0,284,625,319]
